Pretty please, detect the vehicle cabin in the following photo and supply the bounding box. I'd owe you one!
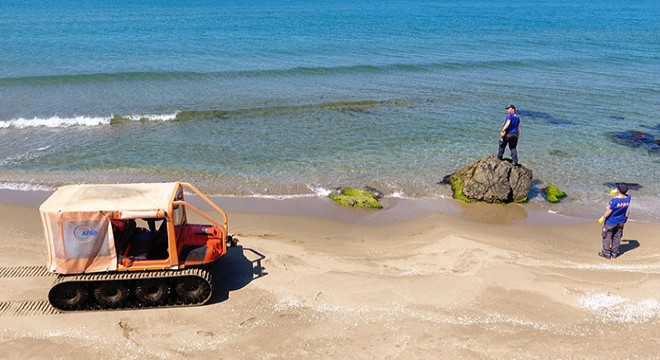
[39,182,228,275]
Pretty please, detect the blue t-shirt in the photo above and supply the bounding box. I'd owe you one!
[503,113,520,134]
[606,195,631,225]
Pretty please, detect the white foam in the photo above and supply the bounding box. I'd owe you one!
[382,183,410,199]
[307,185,332,197]
[249,193,315,200]
[307,184,413,199]
[203,192,317,200]
[579,292,660,323]
[388,190,406,198]
[0,115,110,128]
[0,182,53,191]
[0,112,179,129]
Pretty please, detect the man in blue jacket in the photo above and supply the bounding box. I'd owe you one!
[598,183,631,259]
[497,104,521,165]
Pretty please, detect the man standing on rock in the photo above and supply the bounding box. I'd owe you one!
[598,183,631,259]
[497,104,521,166]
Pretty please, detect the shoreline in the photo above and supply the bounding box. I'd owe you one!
[1,187,655,228]
[0,187,604,228]
[1,162,659,223]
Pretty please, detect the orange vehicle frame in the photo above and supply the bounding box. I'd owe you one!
[113,182,228,272]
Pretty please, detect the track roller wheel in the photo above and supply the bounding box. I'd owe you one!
[49,282,88,311]
[175,276,211,304]
[135,279,170,306]
[93,282,130,308]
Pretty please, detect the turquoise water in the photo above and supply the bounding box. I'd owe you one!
[0,0,659,220]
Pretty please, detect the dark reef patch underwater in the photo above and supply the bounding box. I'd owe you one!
[608,130,660,155]
[517,110,573,125]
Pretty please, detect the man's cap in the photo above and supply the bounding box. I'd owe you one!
[505,104,516,110]
[617,183,629,194]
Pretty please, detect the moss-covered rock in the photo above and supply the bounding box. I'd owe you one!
[447,155,533,203]
[544,184,567,203]
[329,188,383,209]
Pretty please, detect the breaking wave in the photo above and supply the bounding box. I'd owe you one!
[0,116,111,129]
[0,99,404,129]
[0,113,179,129]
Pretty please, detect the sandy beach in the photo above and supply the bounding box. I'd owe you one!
[0,193,658,360]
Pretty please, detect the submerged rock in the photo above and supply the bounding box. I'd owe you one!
[448,155,533,203]
[543,184,567,203]
[329,187,383,209]
[517,110,573,125]
[603,182,642,191]
[548,149,573,158]
[608,130,660,154]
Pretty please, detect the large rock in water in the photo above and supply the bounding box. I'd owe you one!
[449,155,533,203]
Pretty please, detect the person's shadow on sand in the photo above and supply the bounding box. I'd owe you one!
[619,239,640,257]
[210,245,267,303]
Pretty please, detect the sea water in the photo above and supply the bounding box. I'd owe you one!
[1,0,658,221]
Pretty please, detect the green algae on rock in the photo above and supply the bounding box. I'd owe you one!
[329,188,383,209]
[449,175,473,203]
[514,196,528,203]
[544,184,567,203]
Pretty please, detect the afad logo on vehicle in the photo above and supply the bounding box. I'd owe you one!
[73,225,99,243]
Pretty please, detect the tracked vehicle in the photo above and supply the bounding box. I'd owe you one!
[39,182,236,311]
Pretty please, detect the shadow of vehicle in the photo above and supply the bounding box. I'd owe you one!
[209,245,267,304]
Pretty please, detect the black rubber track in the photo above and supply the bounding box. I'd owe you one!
[48,267,213,312]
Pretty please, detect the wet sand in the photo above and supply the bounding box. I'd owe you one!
[0,193,658,359]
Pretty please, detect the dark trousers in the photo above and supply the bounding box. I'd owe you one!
[497,134,518,164]
[601,223,624,257]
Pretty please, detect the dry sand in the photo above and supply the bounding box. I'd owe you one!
[0,195,658,359]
